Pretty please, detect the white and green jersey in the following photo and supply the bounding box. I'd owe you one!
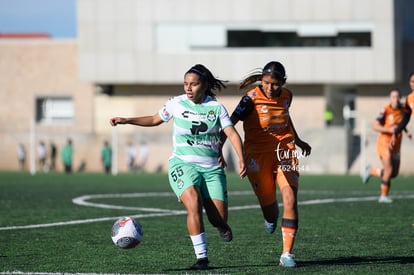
[158,94,233,168]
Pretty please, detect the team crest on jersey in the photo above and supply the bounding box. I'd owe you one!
[207,110,216,121]
[162,106,169,118]
[177,178,184,189]
[261,105,268,113]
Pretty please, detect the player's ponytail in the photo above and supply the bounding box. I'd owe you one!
[186,64,227,99]
[239,71,262,90]
[240,61,287,90]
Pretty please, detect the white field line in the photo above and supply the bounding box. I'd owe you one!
[1,192,413,231]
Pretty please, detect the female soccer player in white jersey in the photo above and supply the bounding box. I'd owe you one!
[110,64,246,270]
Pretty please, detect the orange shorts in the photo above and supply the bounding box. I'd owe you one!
[376,135,401,159]
[245,147,299,206]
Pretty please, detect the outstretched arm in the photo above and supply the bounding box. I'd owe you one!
[110,114,164,127]
[289,117,311,156]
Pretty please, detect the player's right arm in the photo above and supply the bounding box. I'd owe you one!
[218,95,253,167]
[373,108,395,134]
[219,95,254,144]
[373,119,395,134]
[232,95,254,123]
[110,114,164,127]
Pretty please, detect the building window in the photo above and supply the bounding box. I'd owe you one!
[35,97,74,124]
[227,31,371,47]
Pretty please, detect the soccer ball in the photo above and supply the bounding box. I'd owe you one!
[111,217,143,249]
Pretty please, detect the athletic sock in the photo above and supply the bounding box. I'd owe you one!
[380,180,391,197]
[190,232,208,259]
[281,218,298,254]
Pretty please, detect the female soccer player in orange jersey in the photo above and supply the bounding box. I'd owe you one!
[223,61,311,267]
[363,89,411,203]
[406,72,414,113]
[393,72,414,137]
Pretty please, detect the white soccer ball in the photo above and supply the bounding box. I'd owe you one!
[111,217,143,249]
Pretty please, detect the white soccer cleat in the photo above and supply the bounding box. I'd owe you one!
[361,165,371,184]
[264,220,276,234]
[378,196,393,203]
[279,252,297,267]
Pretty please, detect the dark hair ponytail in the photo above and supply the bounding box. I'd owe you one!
[240,61,287,90]
[186,64,227,98]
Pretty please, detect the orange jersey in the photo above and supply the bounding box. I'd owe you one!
[406,92,414,114]
[376,104,403,156]
[233,86,294,153]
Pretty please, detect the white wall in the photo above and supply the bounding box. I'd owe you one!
[77,0,397,84]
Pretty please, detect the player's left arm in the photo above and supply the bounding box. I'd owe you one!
[287,92,311,156]
[289,116,311,156]
[404,128,412,140]
[391,100,412,146]
[223,125,247,178]
[394,100,412,135]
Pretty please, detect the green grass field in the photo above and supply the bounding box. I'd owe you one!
[0,172,413,275]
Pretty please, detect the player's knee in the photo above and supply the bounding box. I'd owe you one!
[181,187,202,208]
[280,189,297,209]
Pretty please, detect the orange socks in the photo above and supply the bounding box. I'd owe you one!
[380,181,390,197]
[281,227,297,254]
[281,218,298,254]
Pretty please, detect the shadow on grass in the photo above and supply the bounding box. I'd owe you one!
[164,256,414,272]
[298,256,414,267]
[164,264,269,273]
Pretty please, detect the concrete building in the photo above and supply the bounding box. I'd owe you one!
[0,39,97,172]
[1,0,413,174]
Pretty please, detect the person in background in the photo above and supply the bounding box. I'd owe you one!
[101,140,112,174]
[137,141,149,172]
[221,61,311,268]
[61,138,73,174]
[126,142,137,172]
[363,89,411,203]
[110,64,246,270]
[50,142,57,171]
[37,141,47,172]
[391,72,414,142]
[390,73,413,227]
[404,72,414,114]
[17,143,26,171]
[324,106,334,127]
